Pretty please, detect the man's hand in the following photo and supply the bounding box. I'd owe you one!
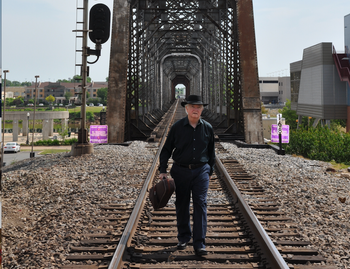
[159,173,167,180]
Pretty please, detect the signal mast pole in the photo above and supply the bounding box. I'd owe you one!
[71,0,94,156]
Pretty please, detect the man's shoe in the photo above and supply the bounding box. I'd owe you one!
[177,241,188,250]
[195,248,208,256]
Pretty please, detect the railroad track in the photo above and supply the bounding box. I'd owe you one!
[60,101,335,269]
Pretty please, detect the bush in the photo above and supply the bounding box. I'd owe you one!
[283,126,350,164]
[62,138,78,145]
[33,138,78,146]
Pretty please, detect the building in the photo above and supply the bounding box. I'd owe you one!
[344,13,350,130]
[25,81,108,104]
[2,86,26,99]
[290,42,347,127]
[259,77,291,105]
[290,13,350,131]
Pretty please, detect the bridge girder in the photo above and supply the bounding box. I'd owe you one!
[107,0,263,144]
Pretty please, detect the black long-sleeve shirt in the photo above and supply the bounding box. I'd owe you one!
[159,117,215,175]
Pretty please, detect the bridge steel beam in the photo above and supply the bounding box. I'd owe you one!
[107,0,264,143]
[236,0,264,144]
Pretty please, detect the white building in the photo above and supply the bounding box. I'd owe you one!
[259,77,291,104]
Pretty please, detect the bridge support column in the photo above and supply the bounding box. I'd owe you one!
[12,120,19,142]
[23,119,29,136]
[107,0,130,143]
[237,0,264,144]
[42,120,50,140]
[62,118,67,132]
[49,119,54,136]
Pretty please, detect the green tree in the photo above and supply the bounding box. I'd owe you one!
[65,91,73,103]
[278,99,298,130]
[57,78,71,83]
[57,76,92,83]
[11,81,21,86]
[59,126,69,140]
[21,81,32,86]
[71,75,91,83]
[13,96,24,106]
[46,95,55,104]
[97,87,108,104]
[2,79,11,86]
[5,98,14,106]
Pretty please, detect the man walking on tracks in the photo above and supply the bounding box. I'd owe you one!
[159,95,215,256]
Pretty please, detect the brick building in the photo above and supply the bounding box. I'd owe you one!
[25,81,108,104]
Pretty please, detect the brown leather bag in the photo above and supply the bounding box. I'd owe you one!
[149,177,175,210]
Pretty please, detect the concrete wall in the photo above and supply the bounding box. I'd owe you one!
[3,111,69,142]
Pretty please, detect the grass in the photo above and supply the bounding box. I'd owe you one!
[68,106,105,113]
[20,148,70,154]
[38,149,70,155]
[328,160,350,171]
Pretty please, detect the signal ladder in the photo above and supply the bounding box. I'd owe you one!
[73,0,86,105]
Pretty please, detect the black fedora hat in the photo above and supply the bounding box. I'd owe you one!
[181,95,208,107]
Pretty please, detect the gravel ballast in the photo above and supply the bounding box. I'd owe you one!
[2,141,349,268]
[221,142,350,268]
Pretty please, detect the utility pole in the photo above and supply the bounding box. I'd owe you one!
[1,70,9,188]
[30,75,39,158]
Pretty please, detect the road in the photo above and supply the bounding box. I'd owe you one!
[3,151,42,165]
[3,146,72,166]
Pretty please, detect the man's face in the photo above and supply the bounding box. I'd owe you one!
[186,104,204,120]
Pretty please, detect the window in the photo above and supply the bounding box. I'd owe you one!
[260,80,278,84]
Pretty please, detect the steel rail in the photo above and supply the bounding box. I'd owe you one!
[215,157,289,269]
[108,100,179,269]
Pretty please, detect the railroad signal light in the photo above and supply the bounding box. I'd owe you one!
[89,4,111,45]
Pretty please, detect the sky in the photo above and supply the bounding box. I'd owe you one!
[1,0,349,83]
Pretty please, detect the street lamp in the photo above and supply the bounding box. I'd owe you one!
[1,70,9,189]
[26,112,30,145]
[30,75,39,158]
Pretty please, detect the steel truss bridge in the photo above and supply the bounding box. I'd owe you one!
[107,0,264,144]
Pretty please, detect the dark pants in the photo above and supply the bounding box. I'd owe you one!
[170,163,210,250]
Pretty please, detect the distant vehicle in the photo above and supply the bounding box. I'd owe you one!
[59,104,63,106]
[68,103,72,106]
[27,103,34,106]
[39,103,44,106]
[99,104,103,107]
[89,103,94,107]
[4,142,21,153]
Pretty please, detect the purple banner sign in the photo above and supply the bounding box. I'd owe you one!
[271,124,289,143]
[90,125,108,144]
